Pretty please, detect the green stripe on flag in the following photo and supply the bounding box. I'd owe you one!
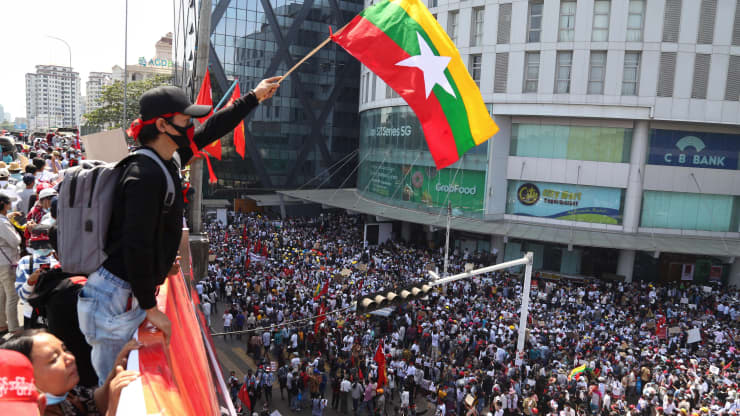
[361,1,475,157]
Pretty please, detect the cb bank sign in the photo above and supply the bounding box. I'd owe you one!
[648,129,739,170]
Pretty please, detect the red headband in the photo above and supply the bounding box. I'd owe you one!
[126,112,178,140]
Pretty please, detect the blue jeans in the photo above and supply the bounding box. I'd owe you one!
[77,267,146,384]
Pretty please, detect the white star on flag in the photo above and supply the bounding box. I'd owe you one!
[395,32,456,99]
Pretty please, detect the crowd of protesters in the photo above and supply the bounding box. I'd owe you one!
[0,77,281,415]
[203,211,740,416]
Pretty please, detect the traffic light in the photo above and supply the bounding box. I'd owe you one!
[356,283,434,313]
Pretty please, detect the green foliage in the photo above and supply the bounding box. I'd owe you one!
[84,74,173,128]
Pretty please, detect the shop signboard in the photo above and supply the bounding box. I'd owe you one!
[710,265,723,281]
[359,162,486,212]
[507,181,623,224]
[648,129,740,170]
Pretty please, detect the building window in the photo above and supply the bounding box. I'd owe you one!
[470,7,484,46]
[554,51,573,93]
[588,51,607,94]
[510,124,633,163]
[622,52,641,95]
[657,52,677,97]
[497,3,512,44]
[429,0,437,7]
[558,1,576,42]
[447,11,458,44]
[494,52,509,93]
[726,55,740,101]
[691,54,711,99]
[592,0,611,42]
[697,0,717,44]
[527,2,543,43]
[523,52,540,93]
[734,1,740,46]
[626,0,644,41]
[662,0,682,43]
[386,83,400,99]
[469,54,482,86]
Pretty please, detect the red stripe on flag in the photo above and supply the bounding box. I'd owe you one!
[333,16,459,167]
[230,84,246,159]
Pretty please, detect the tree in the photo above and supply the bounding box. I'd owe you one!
[84,74,173,128]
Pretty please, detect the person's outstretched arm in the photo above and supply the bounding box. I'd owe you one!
[181,77,281,163]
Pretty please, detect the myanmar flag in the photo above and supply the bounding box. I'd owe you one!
[332,0,498,169]
[568,364,589,381]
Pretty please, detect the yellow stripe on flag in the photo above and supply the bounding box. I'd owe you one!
[390,0,498,145]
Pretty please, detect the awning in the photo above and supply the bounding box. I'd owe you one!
[279,188,740,258]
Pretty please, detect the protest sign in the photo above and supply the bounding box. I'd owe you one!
[687,328,701,344]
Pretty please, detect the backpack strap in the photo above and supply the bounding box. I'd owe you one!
[121,148,176,208]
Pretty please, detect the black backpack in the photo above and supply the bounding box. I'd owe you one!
[27,270,98,387]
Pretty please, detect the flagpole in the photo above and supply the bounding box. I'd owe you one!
[214,79,239,111]
[280,23,349,82]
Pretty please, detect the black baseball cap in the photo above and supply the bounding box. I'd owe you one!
[139,86,211,121]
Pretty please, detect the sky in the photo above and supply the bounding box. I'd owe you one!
[0,0,177,121]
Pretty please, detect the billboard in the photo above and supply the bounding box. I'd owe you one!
[506,180,623,224]
[648,129,740,170]
[359,162,486,212]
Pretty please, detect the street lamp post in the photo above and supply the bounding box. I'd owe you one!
[46,36,73,127]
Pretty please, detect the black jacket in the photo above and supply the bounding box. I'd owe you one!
[103,92,259,309]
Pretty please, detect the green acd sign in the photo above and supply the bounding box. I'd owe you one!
[138,57,174,68]
[360,162,486,212]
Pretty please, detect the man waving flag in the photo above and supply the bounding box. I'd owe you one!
[332,0,498,169]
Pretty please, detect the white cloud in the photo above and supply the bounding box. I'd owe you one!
[0,0,175,120]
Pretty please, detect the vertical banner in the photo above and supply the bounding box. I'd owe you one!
[681,264,695,281]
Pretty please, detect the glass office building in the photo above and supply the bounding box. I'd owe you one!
[205,0,363,196]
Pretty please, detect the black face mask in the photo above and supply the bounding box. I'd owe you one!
[166,120,195,150]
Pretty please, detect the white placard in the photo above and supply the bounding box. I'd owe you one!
[687,328,701,344]
[81,128,129,162]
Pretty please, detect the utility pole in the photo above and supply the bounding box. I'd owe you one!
[443,201,451,277]
[190,0,212,234]
[123,0,129,127]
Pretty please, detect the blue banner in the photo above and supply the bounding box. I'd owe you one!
[648,130,740,170]
[506,181,623,225]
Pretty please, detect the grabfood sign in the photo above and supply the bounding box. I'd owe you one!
[648,130,740,170]
[360,162,485,212]
[435,183,477,195]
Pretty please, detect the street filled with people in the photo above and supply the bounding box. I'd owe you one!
[204,211,740,416]
[0,77,281,415]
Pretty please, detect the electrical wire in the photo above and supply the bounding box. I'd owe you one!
[314,149,360,189]
[295,148,358,191]
[209,303,357,337]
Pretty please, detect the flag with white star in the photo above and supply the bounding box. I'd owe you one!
[332,0,498,169]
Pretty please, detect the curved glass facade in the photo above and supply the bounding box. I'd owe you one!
[206,0,363,196]
[358,106,488,218]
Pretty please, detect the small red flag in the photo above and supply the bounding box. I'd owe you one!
[238,382,251,411]
[196,70,221,161]
[314,303,327,332]
[225,83,246,159]
[374,340,387,387]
